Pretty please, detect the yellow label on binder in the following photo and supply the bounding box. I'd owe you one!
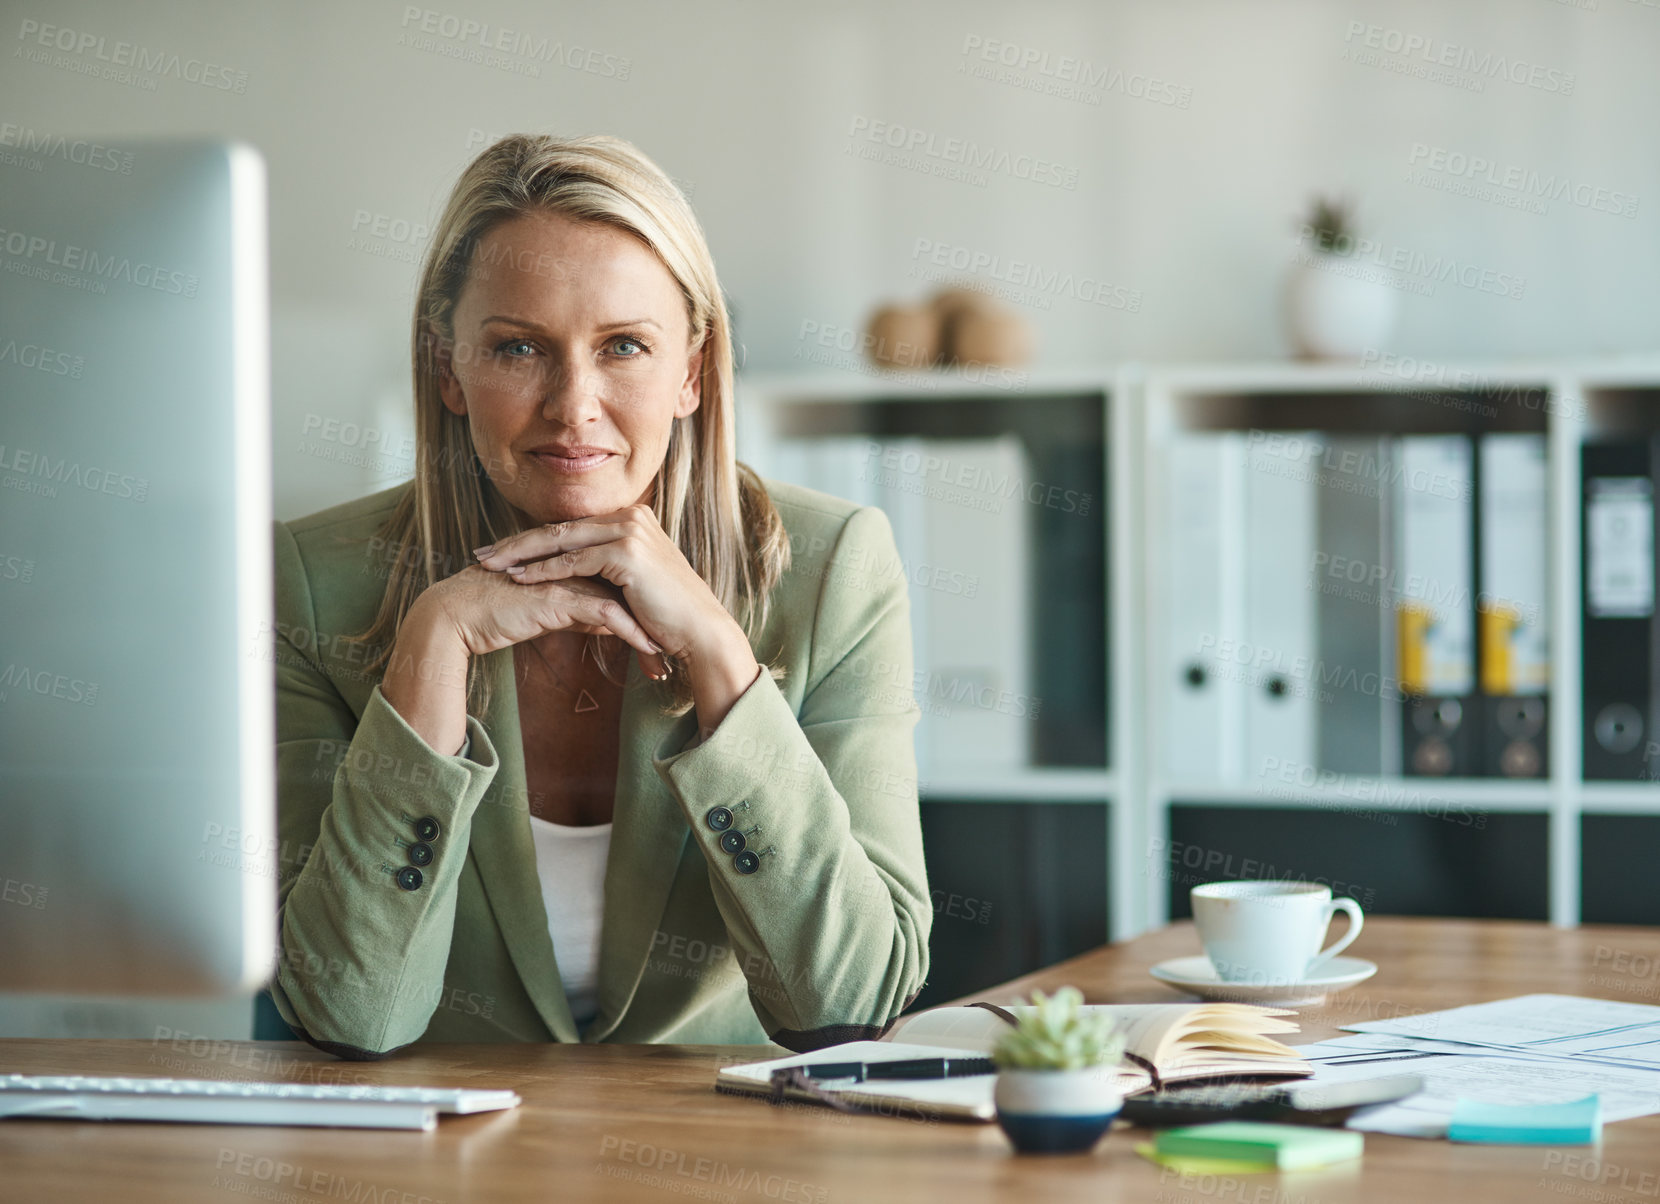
[1397,603,1432,695]
[1479,603,1520,696]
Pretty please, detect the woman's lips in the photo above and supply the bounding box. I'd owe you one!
[530,450,614,473]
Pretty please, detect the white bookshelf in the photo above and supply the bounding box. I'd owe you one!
[738,356,1660,941]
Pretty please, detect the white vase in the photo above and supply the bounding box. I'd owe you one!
[994,1066,1124,1154]
[1283,249,1399,361]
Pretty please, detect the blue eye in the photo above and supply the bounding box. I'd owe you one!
[497,338,535,358]
[612,337,644,356]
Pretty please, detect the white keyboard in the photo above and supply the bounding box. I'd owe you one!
[0,1074,522,1131]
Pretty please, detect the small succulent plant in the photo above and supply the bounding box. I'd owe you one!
[991,986,1126,1071]
[1301,194,1357,255]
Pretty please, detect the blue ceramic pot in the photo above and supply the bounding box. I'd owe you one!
[994,1067,1123,1154]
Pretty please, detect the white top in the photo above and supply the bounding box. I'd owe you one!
[525,814,612,1028]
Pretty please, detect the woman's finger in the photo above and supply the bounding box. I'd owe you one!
[504,542,617,586]
[549,585,669,678]
[636,645,674,683]
[473,510,634,570]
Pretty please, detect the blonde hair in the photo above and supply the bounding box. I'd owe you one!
[348,134,790,717]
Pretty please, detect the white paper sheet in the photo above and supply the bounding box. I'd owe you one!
[1305,1032,1597,1065]
[1344,994,1660,1049]
[1294,1038,1660,1139]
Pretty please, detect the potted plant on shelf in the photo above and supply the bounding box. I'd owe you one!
[990,986,1127,1154]
[1283,193,1399,360]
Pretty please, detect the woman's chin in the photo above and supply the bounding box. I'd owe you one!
[516,485,632,525]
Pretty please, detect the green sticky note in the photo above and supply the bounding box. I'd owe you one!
[1134,1142,1283,1175]
[1154,1122,1364,1171]
[1447,1095,1602,1145]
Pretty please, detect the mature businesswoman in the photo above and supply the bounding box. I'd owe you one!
[267,134,930,1059]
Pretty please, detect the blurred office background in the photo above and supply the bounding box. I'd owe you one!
[3,0,1657,1038]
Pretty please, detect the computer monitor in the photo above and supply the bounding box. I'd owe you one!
[0,138,275,996]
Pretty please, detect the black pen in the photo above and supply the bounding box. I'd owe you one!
[798,1057,996,1081]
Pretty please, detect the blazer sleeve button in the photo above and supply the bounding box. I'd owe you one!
[407,841,434,867]
[705,806,734,831]
[414,816,441,842]
[733,850,760,875]
[396,866,424,891]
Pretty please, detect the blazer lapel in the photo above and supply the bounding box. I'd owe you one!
[467,645,694,1045]
[585,658,696,1043]
[468,646,579,1043]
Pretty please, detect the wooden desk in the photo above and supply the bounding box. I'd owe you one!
[5,917,1660,1203]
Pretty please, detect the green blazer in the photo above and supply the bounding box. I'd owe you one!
[266,477,930,1059]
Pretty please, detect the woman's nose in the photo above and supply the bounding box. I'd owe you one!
[540,357,604,423]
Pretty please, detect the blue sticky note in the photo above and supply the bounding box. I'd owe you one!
[1447,1094,1602,1145]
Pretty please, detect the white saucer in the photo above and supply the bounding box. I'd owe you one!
[1148,955,1378,1006]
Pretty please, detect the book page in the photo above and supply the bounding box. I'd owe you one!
[1089,1005,1301,1065]
[885,1003,1302,1071]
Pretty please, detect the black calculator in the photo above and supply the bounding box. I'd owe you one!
[1119,1073,1424,1127]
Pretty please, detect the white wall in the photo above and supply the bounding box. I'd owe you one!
[5,0,1655,520]
[2,0,1655,1035]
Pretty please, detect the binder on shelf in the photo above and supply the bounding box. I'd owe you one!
[1314,436,1390,776]
[1242,431,1319,781]
[904,436,1033,779]
[1581,438,1656,781]
[824,434,883,510]
[865,436,933,774]
[1477,433,1550,778]
[1162,433,1246,783]
[783,434,1034,781]
[1393,435,1477,777]
[771,434,876,507]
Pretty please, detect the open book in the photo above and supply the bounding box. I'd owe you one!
[715,1002,1311,1121]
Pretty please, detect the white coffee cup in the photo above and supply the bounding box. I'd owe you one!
[1191,881,1364,986]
